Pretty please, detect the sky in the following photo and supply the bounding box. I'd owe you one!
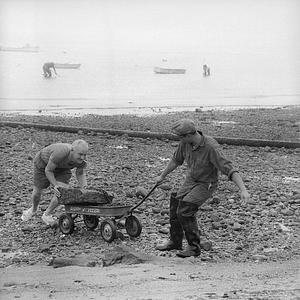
[1,0,299,56]
[0,0,299,110]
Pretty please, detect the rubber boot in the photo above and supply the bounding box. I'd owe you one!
[176,201,201,258]
[156,192,183,251]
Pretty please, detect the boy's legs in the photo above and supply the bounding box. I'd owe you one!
[44,195,59,216]
[32,185,42,212]
[176,183,216,257]
[43,181,69,216]
[21,185,43,221]
[42,194,60,225]
[177,200,200,257]
[42,176,71,225]
[156,192,183,251]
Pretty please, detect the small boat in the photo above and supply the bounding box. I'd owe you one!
[54,63,81,69]
[0,44,39,53]
[154,67,186,74]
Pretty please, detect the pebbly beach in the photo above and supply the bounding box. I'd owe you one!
[1,105,300,140]
[0,106,299,299]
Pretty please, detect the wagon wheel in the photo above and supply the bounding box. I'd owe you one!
[58,213,74,234]
[100,219,117,243]
[83,215,99,230]
[125,215,142,237]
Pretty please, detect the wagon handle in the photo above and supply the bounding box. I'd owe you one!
[129,183,159,213]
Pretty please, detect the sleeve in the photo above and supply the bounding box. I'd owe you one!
[208,146,238,180]
[172,142,185,165]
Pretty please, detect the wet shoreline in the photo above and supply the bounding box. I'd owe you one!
[1,104,299,117]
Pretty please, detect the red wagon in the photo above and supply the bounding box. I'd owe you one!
[58,184,158,242]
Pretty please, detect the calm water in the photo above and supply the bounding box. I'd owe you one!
[0,0,299,114]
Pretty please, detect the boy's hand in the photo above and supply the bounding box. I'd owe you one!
[240,190,250,204]
[53,185,61,198]
[155,175,166,185]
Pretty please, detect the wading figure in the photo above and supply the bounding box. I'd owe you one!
[203,64,210,76]
[155,119,250,258]
[43,62,57,78]
[21,140,88,225]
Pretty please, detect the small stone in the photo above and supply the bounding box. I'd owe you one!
[125,191,134,198]
[116,231,125,240]
[152,208,161,214]
[122,164,132,170]
[281,208,293,216]
[268,209,277,217]
[156,218,169,225]
[278,223,290,232]
[135,187,148,198]
[14,210,22,216]
[212,222,222,230]
[22,226,34,233]
[209,196,221,205]
[263,247,278,253]
[160,209,169,216]
[158,228,169,234]
[233,222,242,231]
[252,254,268,262]
[159,184,172,191]
[246,199,256,205]
[38,244,54,253]
[211,214,220,222]
[200,205,213,211]
[200,240,212,251]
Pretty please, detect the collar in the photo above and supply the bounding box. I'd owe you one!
[192,131,205,150]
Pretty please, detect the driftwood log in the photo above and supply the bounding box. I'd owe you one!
[58,187,113,205]
[1,121,299,148]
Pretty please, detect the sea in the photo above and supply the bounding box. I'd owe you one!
[0,0,299,116]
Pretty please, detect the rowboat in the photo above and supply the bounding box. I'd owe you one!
[154,67,186,74]
[0,45,39,53]
[54,63,81,69]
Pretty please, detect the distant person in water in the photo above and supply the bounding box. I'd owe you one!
[203,64,210,76]
[43,62,57,78]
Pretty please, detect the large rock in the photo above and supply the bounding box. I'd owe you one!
[58,187,113,205]
[102,245,154,267]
